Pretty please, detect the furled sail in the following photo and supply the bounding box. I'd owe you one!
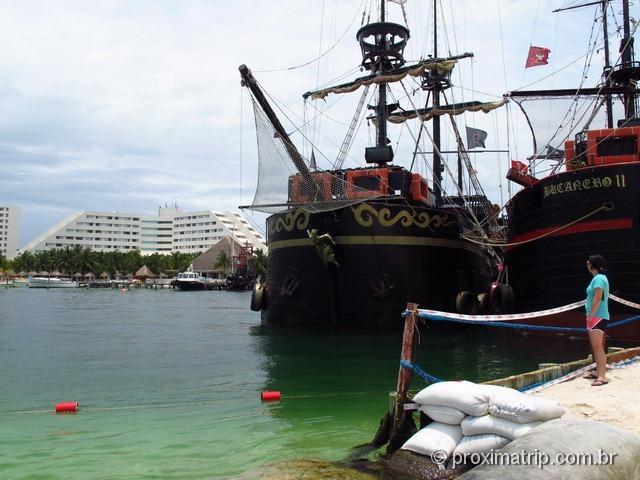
[386,100,505,124]
[303,55,471,100]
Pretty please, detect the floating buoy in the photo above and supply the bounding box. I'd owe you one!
[261,391,281,402]
[120,288,127,293]
[55,401,79,413]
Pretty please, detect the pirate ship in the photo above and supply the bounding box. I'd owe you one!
[241,0,505,328]
[503,0,640,342]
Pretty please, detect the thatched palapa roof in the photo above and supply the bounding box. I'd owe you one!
[134,265,156,279]
[192,236,244,273]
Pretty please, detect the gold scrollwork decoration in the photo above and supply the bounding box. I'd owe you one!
[351,203,454,229]
[268,209,311,235]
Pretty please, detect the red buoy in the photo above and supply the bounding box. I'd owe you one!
[261,391,281,402]
[55,402,79,413]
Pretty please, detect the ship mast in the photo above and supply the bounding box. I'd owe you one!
[357,0,410,165]
[546,0,639,126]
[376,1,388,150]
[601,0,614,128]
[619,0,637,121]
[420,0,451,204]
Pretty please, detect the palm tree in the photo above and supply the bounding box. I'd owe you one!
[214,251,231,274]
[11,251,36,273]
[123,250,142,275]
[249,248,268,277]
[57,246,75,275]
[0,255,9,280]
[76,246,94,274]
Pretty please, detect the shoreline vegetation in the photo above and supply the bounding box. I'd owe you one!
[0,247,199,279]
[0,246,267,281]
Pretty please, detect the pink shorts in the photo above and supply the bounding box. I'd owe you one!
[587,316,607,332]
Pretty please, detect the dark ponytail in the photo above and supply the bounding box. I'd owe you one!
[588,254,606,274]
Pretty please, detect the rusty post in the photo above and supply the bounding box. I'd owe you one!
[388,302,418,453]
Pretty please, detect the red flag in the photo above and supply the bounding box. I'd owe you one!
[525,46,550,68]
[511,160,528,174]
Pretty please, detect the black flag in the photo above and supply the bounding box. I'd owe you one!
[466,126,488,149]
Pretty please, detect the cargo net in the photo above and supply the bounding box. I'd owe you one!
[247,95,382,214]
[513,95,611,167]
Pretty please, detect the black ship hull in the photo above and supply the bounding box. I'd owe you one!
[505,163,640,342]
[261,201,492,328]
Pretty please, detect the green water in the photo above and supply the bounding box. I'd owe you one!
[0,288,589,479]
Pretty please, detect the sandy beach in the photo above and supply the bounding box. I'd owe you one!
[533,362,640,435]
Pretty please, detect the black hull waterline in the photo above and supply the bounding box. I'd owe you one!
[261,201,492,329]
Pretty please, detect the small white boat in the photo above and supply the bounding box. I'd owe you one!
[28,277,79,288]
[1,278,28,288]
[174,266,219,291]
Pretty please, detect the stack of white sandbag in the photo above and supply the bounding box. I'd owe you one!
[401,380,565,463]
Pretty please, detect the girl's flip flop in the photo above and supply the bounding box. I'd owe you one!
[591,379,609,386]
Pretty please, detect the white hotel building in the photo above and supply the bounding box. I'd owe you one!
[20,206,265,255]
[0,204,21,259]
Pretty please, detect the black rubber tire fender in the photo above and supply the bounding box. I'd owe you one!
[489,282,514,314]
[456,291,479,315]
[250,282,266,311]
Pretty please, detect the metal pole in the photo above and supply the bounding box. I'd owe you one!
[621,0,636,120]
[377,0,387,148]
[432,0,442,203]
[602,1,614,128]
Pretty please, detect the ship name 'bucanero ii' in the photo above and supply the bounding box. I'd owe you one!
[502,0,640,342]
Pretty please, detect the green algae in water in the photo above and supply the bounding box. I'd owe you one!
[0,289,590,478]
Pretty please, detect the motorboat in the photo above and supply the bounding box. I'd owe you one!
[28,277,79,288]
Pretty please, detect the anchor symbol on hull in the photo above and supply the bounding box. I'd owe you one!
[280,275,300,297]
[371,274,395,300]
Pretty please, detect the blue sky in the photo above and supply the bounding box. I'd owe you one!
[0,0,611,245]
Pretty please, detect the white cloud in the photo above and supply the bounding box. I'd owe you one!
[0,0,612,244]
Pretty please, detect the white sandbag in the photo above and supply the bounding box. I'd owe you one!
[419,404,467,425]
[453,434,510,456]
[402,422,463,459]
[461,415,543,440]
[475,383,523,400]
[412,381,490,417]
[488,395,565,424]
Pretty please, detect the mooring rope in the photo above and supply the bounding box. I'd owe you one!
[400,360,444,384]
[409,294,640,326]
[415,300,586,323]
[401,357,640,395]
[609,294,640,310]
[414,311,640,333]
[419,315,589,333]
[461,202,612,248]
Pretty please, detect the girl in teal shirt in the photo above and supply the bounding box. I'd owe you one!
[583,254,609,386]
